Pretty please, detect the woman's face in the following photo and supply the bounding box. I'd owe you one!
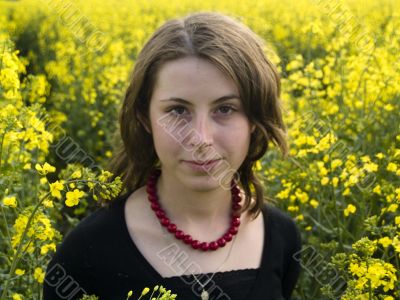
[148,56,255,191]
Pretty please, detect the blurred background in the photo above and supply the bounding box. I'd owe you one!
[0,0,399,299]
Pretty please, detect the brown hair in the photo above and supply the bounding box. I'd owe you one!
[109,11,288,218]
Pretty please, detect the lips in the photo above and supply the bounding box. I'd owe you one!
[185,159,221,165]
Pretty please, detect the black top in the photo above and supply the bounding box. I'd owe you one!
[43,192,301,300]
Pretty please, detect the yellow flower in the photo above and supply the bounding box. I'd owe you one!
[40,243,56,255]
[65,189,85,207]
[363,162,378,172]
[387,204,398,213]
[127,290,133,299]
[321,177,329,185]
[344,204,356,217]
[386,162,397,172]
[378,237,392,248]
[372,184,382,195]
[375,153,385,159]
[254,160,262,171]
[43,199,54,208]
[296,214,304,221]
[12,293,23,300]
[310,199,319,208]
[295,189,309,203]
[15,268,25,275]
[331,159,343,170]
[288,205,299,212]
[49,180,64,199]
[316,161,328,176]
[342,188,351,196]
[35,162,56,175]
[392,237,400,253]
[141,287,150,295]
[2,196,17,208]
[98,170,113,183]
[34,267,45,283]
[71,170,82,179]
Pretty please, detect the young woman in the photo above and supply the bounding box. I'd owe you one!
[43,11,301,300]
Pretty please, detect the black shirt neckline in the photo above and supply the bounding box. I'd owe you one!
[116,193,272,298]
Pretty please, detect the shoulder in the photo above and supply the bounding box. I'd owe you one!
[43,193,130,297]
[262,202,301,253]
[62,193,127,243]
[45,193,129,274]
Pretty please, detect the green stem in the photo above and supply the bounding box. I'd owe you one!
[366,259,372,300]
[0,132,5,169]
[0,204,12,246]
[0,192,51,300]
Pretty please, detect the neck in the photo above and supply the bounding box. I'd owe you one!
[156,172,233,229]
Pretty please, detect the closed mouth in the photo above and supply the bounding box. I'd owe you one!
[185,159,221,165]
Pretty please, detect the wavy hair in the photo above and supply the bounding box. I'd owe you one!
[109,11,288,218]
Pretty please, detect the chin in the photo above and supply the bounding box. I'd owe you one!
[180,173,223,192]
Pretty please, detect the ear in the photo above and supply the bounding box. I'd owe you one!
[137,113,152,134]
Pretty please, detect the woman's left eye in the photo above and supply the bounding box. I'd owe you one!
[217,105,236,115]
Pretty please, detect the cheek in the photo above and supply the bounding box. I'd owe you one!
[152,122,183,158]
[223,119,252,146]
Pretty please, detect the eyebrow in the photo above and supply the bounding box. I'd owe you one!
[160,94,241,105]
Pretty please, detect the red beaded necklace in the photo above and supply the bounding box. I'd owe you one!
[146,169,242,251]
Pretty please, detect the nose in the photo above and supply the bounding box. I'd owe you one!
[186,113,214,149]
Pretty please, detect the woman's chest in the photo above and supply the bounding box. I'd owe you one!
[124,193,265,278]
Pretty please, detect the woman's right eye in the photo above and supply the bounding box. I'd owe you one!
[167,106,187,115]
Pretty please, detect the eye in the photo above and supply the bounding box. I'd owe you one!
[166,106,187,116]
[165,105,237,116]
[216,105,236,115]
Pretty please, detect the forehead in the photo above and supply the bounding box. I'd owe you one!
[151,56,239,101]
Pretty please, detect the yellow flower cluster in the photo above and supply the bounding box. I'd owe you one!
[11,208,60,255]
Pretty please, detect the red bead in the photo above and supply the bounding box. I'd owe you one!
[150,202,159,210]
[175,230,184,239]
[232,211,241,217]
[156,210,165,218]
[232,187,240,195]
[217,238,226,247]
[167,223,177,233]
[148,195,157,202]
[183,234,193,244]
[233,203,242,211]
[146,185,156,194]
[200,242,209,251]
[160,217,170,226]
[232,218,241,227]
[191,240,200,249]
[232,194,241,202]
[224,233,233,241]
[146,168,242,252]
[209,242,218,250]
[229,227,238,235]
